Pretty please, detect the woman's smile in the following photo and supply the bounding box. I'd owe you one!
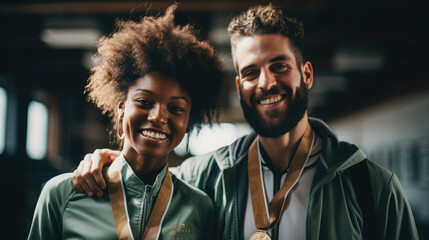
[140,129,169,140]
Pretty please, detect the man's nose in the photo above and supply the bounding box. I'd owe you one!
[258,68,276,90]
[148,105,167,124]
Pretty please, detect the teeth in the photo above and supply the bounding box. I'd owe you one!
[142,130,167,140]
[260,96,282,105]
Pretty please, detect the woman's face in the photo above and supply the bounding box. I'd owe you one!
[121,71,191,164]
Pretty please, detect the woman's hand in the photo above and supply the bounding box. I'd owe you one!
[72,149,120,197]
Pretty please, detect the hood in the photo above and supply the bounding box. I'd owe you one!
[224,117,366,173]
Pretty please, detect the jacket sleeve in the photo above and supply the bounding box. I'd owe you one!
[170,151,222,196]
[28,173,75,240]
[377,173,419,240]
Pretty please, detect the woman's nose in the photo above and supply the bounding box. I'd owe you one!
[147,105,167,124]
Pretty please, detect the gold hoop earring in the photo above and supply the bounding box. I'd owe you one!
[116,111,125,140]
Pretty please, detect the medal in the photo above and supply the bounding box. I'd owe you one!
[107,158,173,240]
[249,230,272,240]
[248,122,314,239]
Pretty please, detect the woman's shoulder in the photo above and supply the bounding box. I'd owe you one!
[39,173,79,205]
[43,173,74,190]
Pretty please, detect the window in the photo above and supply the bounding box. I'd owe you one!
[0,87,7,154]
[174,123,252,156]
[26,101,49,160]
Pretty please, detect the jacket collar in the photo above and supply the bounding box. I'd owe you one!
[308,117,367,172]
[118,153,168,196]
[225,117,366,172]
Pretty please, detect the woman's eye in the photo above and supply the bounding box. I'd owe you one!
[137,99,151,107]
[170,106,185,112]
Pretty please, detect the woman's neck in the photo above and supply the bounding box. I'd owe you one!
[122,149,168,185]
[136,164,165,185]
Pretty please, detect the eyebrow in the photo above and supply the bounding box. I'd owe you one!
[269,55,292,63]
[171,96,190,103]
[239,55,292,76]
[134,89,190,103]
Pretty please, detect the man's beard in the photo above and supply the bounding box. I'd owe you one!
[239,78,308,138]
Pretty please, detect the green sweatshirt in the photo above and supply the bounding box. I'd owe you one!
[28,154,215,240]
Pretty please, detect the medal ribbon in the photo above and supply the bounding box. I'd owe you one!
[107,159,173,240]
[248,123,314,232]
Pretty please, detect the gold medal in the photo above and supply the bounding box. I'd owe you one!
[248,122,314,236]
[249,231,272,240]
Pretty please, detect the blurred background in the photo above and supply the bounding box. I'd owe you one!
[1,0,428,238]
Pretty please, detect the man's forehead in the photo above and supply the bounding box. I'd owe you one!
[234,34,296,70]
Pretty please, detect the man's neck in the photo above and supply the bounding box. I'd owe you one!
[258,116,309,174]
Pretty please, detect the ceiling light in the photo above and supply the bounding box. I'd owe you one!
[41,28,101,48]
[332,46,384,73]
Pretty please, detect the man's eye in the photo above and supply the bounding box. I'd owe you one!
[271,64,288,72]
[243,70,258,78]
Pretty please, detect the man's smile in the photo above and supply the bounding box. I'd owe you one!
[258,94,285,105]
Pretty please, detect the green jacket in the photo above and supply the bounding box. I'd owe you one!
[172,118,419,239]
[28,154,214,240]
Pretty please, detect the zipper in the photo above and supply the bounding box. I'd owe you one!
[306,167,336,239]
[140,185,152,239]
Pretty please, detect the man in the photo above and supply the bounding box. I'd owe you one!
[73,4,419,239]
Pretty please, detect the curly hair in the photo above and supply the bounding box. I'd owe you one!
[86,4,224,139]
[228,3,305,70]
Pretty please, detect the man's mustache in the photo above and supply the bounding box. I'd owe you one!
[251,85,292,104]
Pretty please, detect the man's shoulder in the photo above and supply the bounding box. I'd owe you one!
[177,145,228,174]
[364,159,398,191]
[170,133,256,191]
[169,147,227,190]
[183,132,257,169]
[346,158,404,208]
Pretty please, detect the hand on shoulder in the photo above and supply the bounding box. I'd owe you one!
[72,149,120,197]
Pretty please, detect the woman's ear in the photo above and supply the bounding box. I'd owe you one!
[116,101,126,140]
[117,101,125,121]
[117,101,125,113]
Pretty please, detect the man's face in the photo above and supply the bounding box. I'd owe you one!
[234,34,313,138]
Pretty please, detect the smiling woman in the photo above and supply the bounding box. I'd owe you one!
[28,4,223,240]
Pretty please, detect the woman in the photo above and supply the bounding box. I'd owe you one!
[28,5,223,240]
